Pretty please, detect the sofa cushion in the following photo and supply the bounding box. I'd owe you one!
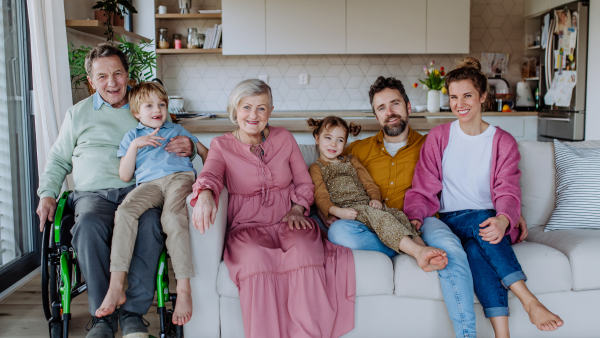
[217,249,394,298]
[393,242,571,301]
[298,144,319,167]
[528,225,600,291]
[518,141,556,228]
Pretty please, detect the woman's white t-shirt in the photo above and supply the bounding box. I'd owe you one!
[439,120,496,213]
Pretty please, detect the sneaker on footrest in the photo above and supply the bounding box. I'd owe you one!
[119,308,150,338]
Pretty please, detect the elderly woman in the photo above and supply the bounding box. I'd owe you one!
[191,79,355,338]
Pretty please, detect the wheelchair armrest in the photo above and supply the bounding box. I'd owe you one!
[185,187,228,337]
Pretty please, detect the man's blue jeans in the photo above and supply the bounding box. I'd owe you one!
[328,217,477,338]
[440,209,526,319]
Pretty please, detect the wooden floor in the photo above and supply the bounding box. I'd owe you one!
[0,268,177,338]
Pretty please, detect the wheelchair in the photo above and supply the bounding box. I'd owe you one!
[41,191,184,338]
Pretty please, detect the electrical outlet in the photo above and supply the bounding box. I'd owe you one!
[258,75,268,83]
[298,74,309,85]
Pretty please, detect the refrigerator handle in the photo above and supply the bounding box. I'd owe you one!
[540,117,571,122]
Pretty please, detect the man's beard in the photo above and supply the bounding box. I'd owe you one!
[382,115,408,136]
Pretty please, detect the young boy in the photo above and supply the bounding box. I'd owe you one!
[95,82,208,326]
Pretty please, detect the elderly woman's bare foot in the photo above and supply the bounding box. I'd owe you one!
[416,247,448,272]
[525,300,563,331]
[172,279,193,325]
[95,286,126,318]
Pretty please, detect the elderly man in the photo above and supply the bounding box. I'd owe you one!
[37,43,195,338]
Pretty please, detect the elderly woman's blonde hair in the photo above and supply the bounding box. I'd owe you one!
[227,79,273,123]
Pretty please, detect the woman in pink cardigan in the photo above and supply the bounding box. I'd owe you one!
[404,57,563,337]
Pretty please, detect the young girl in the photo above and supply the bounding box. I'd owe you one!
[308,116,448,271]
[404,57,563,337]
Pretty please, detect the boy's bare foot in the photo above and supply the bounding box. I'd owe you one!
[173,281,193,325]
[524,300,563,331]
[416,247,448,272]
[95,286,126,318]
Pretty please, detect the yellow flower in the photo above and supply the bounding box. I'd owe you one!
[441,87,447,94]
[434,70,440,76]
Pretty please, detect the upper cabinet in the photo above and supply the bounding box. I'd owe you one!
[266,0,346,55]
[524,0,549,17]
[426,0,470,53]
[222,0,266,55]
[347,0,426,54]
[223,0,472,55]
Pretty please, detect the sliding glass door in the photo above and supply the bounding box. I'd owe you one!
[0,0,38,293]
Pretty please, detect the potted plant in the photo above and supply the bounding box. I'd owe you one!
[92,0,137,42]
[413,61,446,113]
[68,37,158,96]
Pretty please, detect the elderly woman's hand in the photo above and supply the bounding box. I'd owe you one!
[517,214,528,243]
[193,190,218,234]
[282,204,313,230]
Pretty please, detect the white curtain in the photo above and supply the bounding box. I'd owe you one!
[27,0,73,179]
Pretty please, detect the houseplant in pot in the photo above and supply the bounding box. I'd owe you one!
[413,61,446,113]
[92,0,137,41]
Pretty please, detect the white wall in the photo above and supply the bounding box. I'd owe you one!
[585,0,600,140]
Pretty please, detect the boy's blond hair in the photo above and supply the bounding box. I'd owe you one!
[128,82,169,117]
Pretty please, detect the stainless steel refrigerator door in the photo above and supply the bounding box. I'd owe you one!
[537,112,585,140]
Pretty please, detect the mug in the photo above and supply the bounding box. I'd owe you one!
[157,5,167,14]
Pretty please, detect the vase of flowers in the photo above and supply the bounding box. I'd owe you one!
[413,61,446,113]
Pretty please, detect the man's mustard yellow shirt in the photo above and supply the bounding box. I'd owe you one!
[344,127,426,211]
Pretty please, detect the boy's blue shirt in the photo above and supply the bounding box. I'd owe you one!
[117,121,199,185]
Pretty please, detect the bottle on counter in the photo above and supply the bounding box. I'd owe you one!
[158,28,169,49]
[535,87,539,111]
[173,34,182,49]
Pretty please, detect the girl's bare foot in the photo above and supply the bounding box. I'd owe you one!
[525,300,563,331]
[173,279,193,325]
[416,247,448,272]
[95,286,126,318]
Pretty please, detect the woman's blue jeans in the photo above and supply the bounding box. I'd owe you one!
[439,209,526,319]
[328,217,477,338]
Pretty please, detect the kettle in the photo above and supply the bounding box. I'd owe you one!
[515,81,535,110]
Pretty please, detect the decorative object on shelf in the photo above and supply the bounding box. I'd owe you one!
[173,34,182,49]
[92,0,138,42]
[158,5,167,14]
[68,37,157,95]
[158,28,169,49]
[179,0,191,14]
[413,60,445,113]
[187,28,200,49]
[198,33,205,48]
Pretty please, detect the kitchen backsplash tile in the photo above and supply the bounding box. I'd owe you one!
[69,0,525,112]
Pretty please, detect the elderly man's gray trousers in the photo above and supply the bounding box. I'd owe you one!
[68,185,165,315]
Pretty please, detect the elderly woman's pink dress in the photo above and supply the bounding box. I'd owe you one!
[191,127,355,338]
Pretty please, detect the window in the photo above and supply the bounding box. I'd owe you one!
[0,0,38,292]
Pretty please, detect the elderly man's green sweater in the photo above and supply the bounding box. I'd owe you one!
[38,96,142,199]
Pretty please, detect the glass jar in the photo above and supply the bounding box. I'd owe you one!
[187,28,199,49]
[173,34,182,49]
[198,33,205,48]
[158,28,169,49]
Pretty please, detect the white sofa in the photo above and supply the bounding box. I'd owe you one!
[184,140,600,338]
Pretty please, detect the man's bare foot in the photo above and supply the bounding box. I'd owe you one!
[95,286,126,318]
[525,300,563,331]
[416,246,448,272]
[173,282,193,325]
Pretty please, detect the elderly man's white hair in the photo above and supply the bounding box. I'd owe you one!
[227,79,273,123]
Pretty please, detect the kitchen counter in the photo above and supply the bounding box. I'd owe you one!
[180,111,538,133]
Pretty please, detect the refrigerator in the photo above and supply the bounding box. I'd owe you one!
[536,1,588,141]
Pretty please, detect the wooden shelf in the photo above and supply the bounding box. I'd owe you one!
[524,77,540,81]
[65,20,149,41]
[155,13,221,19]
[527,45,541,49]
[155,48,222,55]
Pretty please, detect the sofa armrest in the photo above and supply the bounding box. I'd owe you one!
[184,187,228,338]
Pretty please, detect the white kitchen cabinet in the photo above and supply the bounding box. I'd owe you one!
[222,0,266,55]
[426,0,469,53]
[524,0,550,17]
[346,0,426,54]
[265,0,345,55]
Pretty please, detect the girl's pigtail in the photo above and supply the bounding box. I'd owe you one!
[347,122,362,138]
[307,118,323,138]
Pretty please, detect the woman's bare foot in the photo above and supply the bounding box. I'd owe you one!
[95,286,126,318]
[172,279,193,325]
[416,246,448,272]
[524,300,563,331]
